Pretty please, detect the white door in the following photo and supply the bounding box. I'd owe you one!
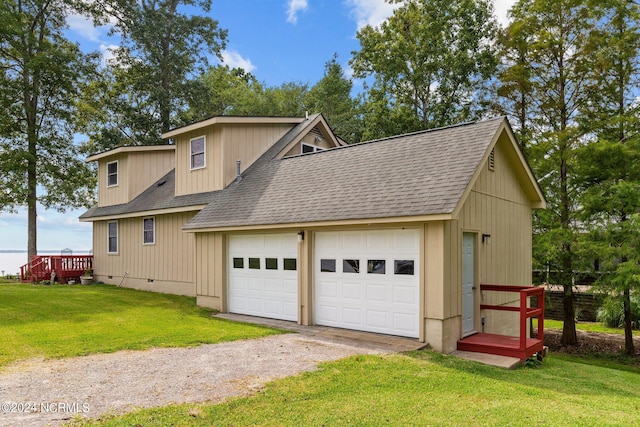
[314,229,420,338]
[462,232,475,335]
[228,233,298,321]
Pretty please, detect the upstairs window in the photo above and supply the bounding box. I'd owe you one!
[301,143,325,154]
[190,136,206,170]
[107,161,118,187]
[143,217,155,245]
[108,221,118,254]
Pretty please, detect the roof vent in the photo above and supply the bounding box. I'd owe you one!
[235,160,242,183]
[488,148,495,171]
[157,179,166,187]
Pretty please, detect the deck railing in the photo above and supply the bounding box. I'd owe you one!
[20,255,93,283]
[480,284,545,352]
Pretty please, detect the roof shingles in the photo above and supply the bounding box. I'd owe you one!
[182,116,504,230]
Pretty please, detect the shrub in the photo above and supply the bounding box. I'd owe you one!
[596,293,640,329]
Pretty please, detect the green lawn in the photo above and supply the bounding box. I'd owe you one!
[539,318,640,336]
[73,351,640,427]
[0,283,282,369]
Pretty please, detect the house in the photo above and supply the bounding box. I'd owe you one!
[80,114,545,354]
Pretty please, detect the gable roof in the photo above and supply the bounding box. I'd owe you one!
[182,116,543,231]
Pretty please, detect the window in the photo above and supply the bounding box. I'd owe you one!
[367,260,386,274]
[265,258,278,270]
[233,258,244,268]
[190,136,205,169]
[301,143,325,154]
[343,259,360,273]
[320,259,336,272]
[394,260,415,275]
[107,221,118,254]
[143,217,155,245]
[107,161,118,187]
[248,257,260,269]
[283,258,297,271]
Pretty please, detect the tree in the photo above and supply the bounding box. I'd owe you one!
[576,0,640,355]
[304,54,362,142]
[186,65,266,120]
[501,0,599,346]
[83,0,227,152]
[350,0,498,135]
[0,0,99,259]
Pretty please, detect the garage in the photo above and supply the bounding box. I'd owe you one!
[314,229,420,338]
[228,233,298,321]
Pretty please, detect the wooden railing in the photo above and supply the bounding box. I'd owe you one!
[20,255,93,283]
[480,284,545,352]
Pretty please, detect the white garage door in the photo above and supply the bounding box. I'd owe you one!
[228,233,298,321]
[314,229,420,338]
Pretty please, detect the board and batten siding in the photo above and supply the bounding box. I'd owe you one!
[175,123,291,196]
[92,212,196,296]
[454,132,535,337]
[98,154,128,207]
[194,232,226,310]
[97,150,174,207]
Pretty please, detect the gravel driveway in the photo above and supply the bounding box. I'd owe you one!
[0,333,401,427]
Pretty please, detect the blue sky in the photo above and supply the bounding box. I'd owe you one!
[0,0,515,251]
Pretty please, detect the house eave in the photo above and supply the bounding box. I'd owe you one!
[182,213,454,233]
[86,145,175,163]
[162,116,306,139]
[79,205,207,222]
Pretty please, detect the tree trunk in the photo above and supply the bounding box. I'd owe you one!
[561,284,578,345]
[622,288,635,356]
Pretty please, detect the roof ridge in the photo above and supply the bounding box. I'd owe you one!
[280,116,506,160]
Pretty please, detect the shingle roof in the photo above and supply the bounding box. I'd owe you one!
[79,170,215,219]
[181,116,507,230]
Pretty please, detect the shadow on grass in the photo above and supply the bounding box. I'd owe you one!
[402,349,640,401]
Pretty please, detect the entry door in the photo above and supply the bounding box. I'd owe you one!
[462,233,475,335]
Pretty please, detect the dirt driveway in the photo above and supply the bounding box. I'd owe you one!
[0,319,423,427]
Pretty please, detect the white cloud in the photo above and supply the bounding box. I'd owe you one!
[66,13,102,42]
[100,43,120,67]
[345,0,400,30]
[286,0,309,24]
[221,50,257,73]
[493,0,517,28]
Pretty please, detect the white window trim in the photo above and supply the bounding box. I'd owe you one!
[143,217,155,245]
[301,142,325,154]
[106,160,119,187]
[107,221,118,254]
[190,135,206,170]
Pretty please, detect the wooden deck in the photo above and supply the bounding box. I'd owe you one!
[457,333,544,361]
[457,284,545,361]
[20,255,93,284]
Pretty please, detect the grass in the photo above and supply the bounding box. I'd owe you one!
[539,318,640,336]
[0,282,282,369]
[73,351,640,427]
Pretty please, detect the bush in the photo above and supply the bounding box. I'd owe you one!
[596,293,640,329]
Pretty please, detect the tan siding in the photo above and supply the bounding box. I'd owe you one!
[175,126,223,196]
[92,212,196,296]
[127,150,175,200]
[221,124,290,187]
[97,150,175,207]
[175,123,291,196]
[98,155,128,207]
[454,136,535,336]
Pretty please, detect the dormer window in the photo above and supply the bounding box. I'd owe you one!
[107,161,118,187]
[190,136,206,170]
[301,143,324,154]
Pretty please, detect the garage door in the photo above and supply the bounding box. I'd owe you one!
[228,233,298,321]
[314,229,420,338]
